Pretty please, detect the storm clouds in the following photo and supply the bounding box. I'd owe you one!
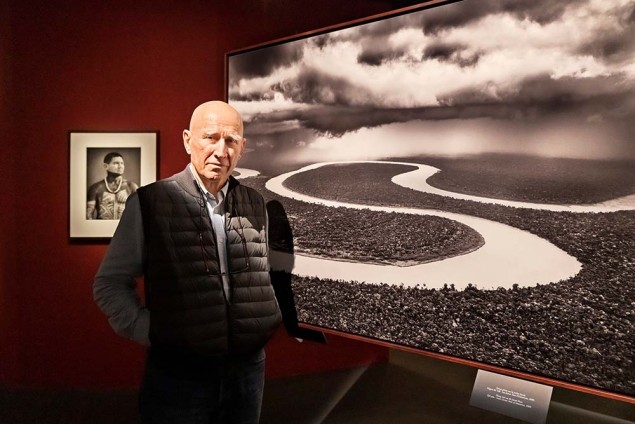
[229,0,635,162]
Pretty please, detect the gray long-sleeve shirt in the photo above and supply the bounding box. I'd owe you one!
[93,193,150,345]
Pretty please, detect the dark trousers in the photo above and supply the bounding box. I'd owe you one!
[139,348,266,424]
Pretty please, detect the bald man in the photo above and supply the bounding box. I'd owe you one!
[94,101,282,424]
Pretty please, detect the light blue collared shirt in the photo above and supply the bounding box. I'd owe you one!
[188,164,231,302]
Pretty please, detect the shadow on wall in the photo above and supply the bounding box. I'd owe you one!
[267,199,326,344]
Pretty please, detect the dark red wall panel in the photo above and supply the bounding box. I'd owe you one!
[0,0,20,384]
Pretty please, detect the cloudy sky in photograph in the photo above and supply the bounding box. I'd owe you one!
[228,0,635,164]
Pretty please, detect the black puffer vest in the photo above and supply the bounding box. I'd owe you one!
[137,167,281,356]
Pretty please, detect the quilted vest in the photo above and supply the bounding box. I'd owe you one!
[137,167,281,356]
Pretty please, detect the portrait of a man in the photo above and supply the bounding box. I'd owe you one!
[86,150,140,220]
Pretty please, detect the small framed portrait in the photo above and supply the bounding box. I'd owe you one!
[69,131,158,239]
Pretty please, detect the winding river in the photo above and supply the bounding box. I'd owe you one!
[391,163,635,212]
[242,160,632,290]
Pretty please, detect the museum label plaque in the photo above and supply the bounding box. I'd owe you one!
[470,370,553,423]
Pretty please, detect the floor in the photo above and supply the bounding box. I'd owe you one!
[1,351,633,423]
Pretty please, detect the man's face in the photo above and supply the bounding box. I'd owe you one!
[104,156,125,175]
[183,104,246,186]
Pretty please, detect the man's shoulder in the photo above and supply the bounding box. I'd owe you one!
[87,179,107,195]
[229,179,267,209]
[231,178,261,197]
[138,167,198,198]
[123,179,139,191]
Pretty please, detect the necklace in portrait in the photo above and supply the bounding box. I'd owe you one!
[104,177,123,193]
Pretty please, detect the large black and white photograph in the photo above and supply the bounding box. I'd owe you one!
[69,132,157,238]
[227,0,635,397]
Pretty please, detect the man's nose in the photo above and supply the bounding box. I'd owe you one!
[214,139,229,157]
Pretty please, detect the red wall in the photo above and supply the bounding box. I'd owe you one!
[0,0,20,384]
[3,0,420,388]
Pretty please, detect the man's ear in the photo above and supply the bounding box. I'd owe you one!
[183,129,192,155]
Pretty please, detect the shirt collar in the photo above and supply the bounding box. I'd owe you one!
[188,163,228,202]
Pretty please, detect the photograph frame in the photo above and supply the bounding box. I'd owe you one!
[225,0,635,403]
[69,131,158,240]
